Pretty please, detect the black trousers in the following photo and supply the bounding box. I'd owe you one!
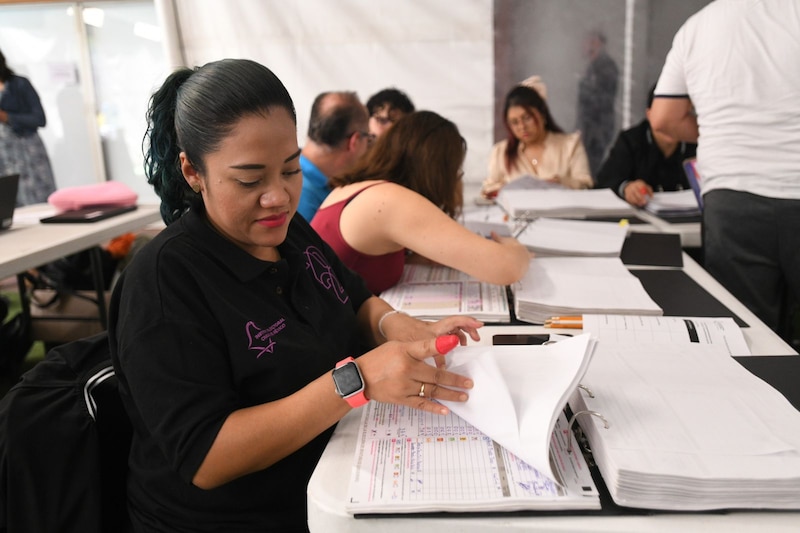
[703,189,800,338]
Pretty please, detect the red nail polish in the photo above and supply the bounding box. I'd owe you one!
[435,334,459,354]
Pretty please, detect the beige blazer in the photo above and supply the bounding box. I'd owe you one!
[482,131,593,196]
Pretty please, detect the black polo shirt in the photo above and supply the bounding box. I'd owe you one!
[109,207,371,532]
[595,119,697,196]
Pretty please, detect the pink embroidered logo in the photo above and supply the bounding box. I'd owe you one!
[304,246,348,303]
[246,318,286,359]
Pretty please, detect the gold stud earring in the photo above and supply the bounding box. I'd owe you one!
[191,183,201,194]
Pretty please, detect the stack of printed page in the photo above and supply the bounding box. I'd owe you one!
[511,257,663,324]
[572,316,800,510]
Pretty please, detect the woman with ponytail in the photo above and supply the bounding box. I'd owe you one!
[110,59,481,532]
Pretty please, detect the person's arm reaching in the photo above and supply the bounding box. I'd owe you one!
[383,186,530,286]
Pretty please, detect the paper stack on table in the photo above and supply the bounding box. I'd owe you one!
[570,340,800,510]
[643,189,701,217]
[515,217,628,257]
[496,188,635,220]
[511,257,663,324]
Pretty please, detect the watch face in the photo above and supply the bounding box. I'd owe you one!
[333,361,363,396]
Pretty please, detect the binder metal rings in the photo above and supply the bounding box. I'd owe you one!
[567,410,609,454]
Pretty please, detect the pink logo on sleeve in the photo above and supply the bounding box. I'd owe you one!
[304,246,348,303]
[246,318,286,358]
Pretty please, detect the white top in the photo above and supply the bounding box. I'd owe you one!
[655,0,800,199]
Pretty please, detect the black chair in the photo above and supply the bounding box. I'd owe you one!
[0,332,131,532]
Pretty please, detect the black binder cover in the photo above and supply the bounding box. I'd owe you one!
[631,269,747,327]
[620,233,683,268]
[734,356,800,411]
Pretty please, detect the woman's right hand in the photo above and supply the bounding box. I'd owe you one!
[357,335,473,415]
[491,232,534,257]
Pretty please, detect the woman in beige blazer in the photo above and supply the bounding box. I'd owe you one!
[482,78,593,198]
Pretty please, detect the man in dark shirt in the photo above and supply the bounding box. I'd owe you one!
[576,30,619,178]
[595,85,697,207]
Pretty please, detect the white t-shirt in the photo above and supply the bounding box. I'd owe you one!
[655,0,800,199]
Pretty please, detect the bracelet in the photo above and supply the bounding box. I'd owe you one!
[377,310,406,339]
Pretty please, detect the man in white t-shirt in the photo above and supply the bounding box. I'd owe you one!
[650,0,800,341]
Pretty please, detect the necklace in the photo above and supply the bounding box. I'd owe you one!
[524,145,540,167]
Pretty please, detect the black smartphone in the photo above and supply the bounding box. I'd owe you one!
[492,334,551,345]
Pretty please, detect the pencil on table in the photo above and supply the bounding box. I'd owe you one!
[544,322,583,329]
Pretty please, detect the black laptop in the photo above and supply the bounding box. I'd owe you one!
[0,174,20,230]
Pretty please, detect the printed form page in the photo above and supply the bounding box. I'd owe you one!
[345,402,599,514]
[581,314,751,356]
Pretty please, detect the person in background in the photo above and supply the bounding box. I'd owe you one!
[595,84,697,207]
[312,110,530,295]
[0,48,57,206]
[482,77,593,198]
[649,0,800,341]
[297,91,371,221]
[576,30,619,178]
[366,87,415,138]
[111,58,481,532]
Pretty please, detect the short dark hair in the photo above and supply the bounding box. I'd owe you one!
[306,91,368,147]
[366,88,415,116]
[143,58,296,224]
[0,49,15,82]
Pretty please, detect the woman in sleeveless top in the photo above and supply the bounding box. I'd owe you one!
[312,110,530,294]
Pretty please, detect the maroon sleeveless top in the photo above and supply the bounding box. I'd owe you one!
[311,183,405,294]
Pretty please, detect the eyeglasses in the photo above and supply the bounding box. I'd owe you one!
[351,130,376,145]
[508,114,536,129]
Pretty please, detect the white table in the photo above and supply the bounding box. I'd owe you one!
[1,203,163,328]
[307,251,798,532]
[1,203,162,280]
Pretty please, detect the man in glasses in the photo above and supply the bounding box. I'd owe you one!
[366,88,415,139]
[298,91,371,221]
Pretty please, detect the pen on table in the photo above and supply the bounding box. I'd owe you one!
[546,316,582,321]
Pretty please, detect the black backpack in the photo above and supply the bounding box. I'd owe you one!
[0,332,131,532]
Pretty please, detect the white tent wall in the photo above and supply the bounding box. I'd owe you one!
[171,0,495,196]
[0,0,712,202]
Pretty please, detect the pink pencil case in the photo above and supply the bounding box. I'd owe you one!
[47,181,138,211]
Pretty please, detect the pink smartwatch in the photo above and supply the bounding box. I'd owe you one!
[332,357,369,408]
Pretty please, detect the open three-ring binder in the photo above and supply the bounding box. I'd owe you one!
[345,335,602,514]
[346,316,800,516]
